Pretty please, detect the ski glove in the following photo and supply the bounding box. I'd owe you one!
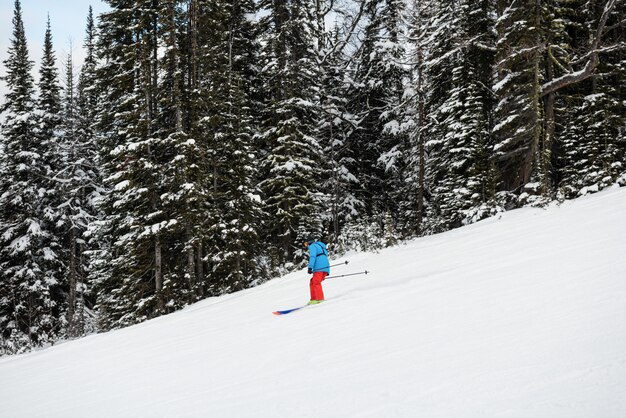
[308,268,313,274]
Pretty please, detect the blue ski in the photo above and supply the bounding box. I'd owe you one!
[272,306,306,315]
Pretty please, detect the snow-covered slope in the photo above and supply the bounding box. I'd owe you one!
[2,188,626,418]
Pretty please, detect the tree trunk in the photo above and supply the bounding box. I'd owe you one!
[196,241,205,297]
[67,227,77,336]
[186,225,196,291]
[188,0,199,88]
[414,0,426,234]
[543,47,556,196]
[522,0,544,188]
[155,235,163,310]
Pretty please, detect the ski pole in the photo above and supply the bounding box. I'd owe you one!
[329,260,349,268]
[325,270,369,279]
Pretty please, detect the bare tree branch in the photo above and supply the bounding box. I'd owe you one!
[541,0,617,97]
[321,0,335,17]
[547,46,571,74]
[322,0,367,64]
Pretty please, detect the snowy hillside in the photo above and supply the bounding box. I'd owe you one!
[1,187,626,418]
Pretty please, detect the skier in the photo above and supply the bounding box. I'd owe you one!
[304,239,330,305]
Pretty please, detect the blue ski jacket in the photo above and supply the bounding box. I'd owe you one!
[308,241,330,274]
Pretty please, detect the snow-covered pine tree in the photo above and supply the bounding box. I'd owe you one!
[556,0,626,198]
[420,0,458,233]
[77,6,99,130]
[424,0,497,230]
[320,50,363,242]
[89,2,128,330]
[57,52,80,337]
[314,4,364,243]
[37,16,75,339]
[176,0,217,299]
[78,7,105,335]
[93,0,170,329]
[457,0,499,223]
[493,0,547,203]
[346,0,409,234]
[197,0,267,293]
[93,0,268,325]
[37,16,63,166]
[535,1,569,197]
[257,0,327,267]
[150,0,201,308]
[0,0,65,353]
[594,0,626,184]
[400,0,433,236]
[55,14,102,338]
[179,0,267,296]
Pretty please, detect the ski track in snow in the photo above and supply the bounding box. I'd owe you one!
[1,187,626,417]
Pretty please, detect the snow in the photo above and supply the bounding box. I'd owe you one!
[579,184,600,195]
[114,180,130,191]
[247,192,262,203]
[42,247,57,261]
[27,220,43,236]
[493,114,519,135]
[584,93,605,102]
[1,187,626,417]
[541,67,589,95]
[493,73,513,92]
[9,235,30,253]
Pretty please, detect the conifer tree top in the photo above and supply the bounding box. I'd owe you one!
[2,0,35,113]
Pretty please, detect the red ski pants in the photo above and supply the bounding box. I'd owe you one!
[309,272,328,301]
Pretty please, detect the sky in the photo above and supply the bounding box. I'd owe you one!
[1,0,110,101]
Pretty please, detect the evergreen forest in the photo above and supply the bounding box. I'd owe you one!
[1,0,624,354]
